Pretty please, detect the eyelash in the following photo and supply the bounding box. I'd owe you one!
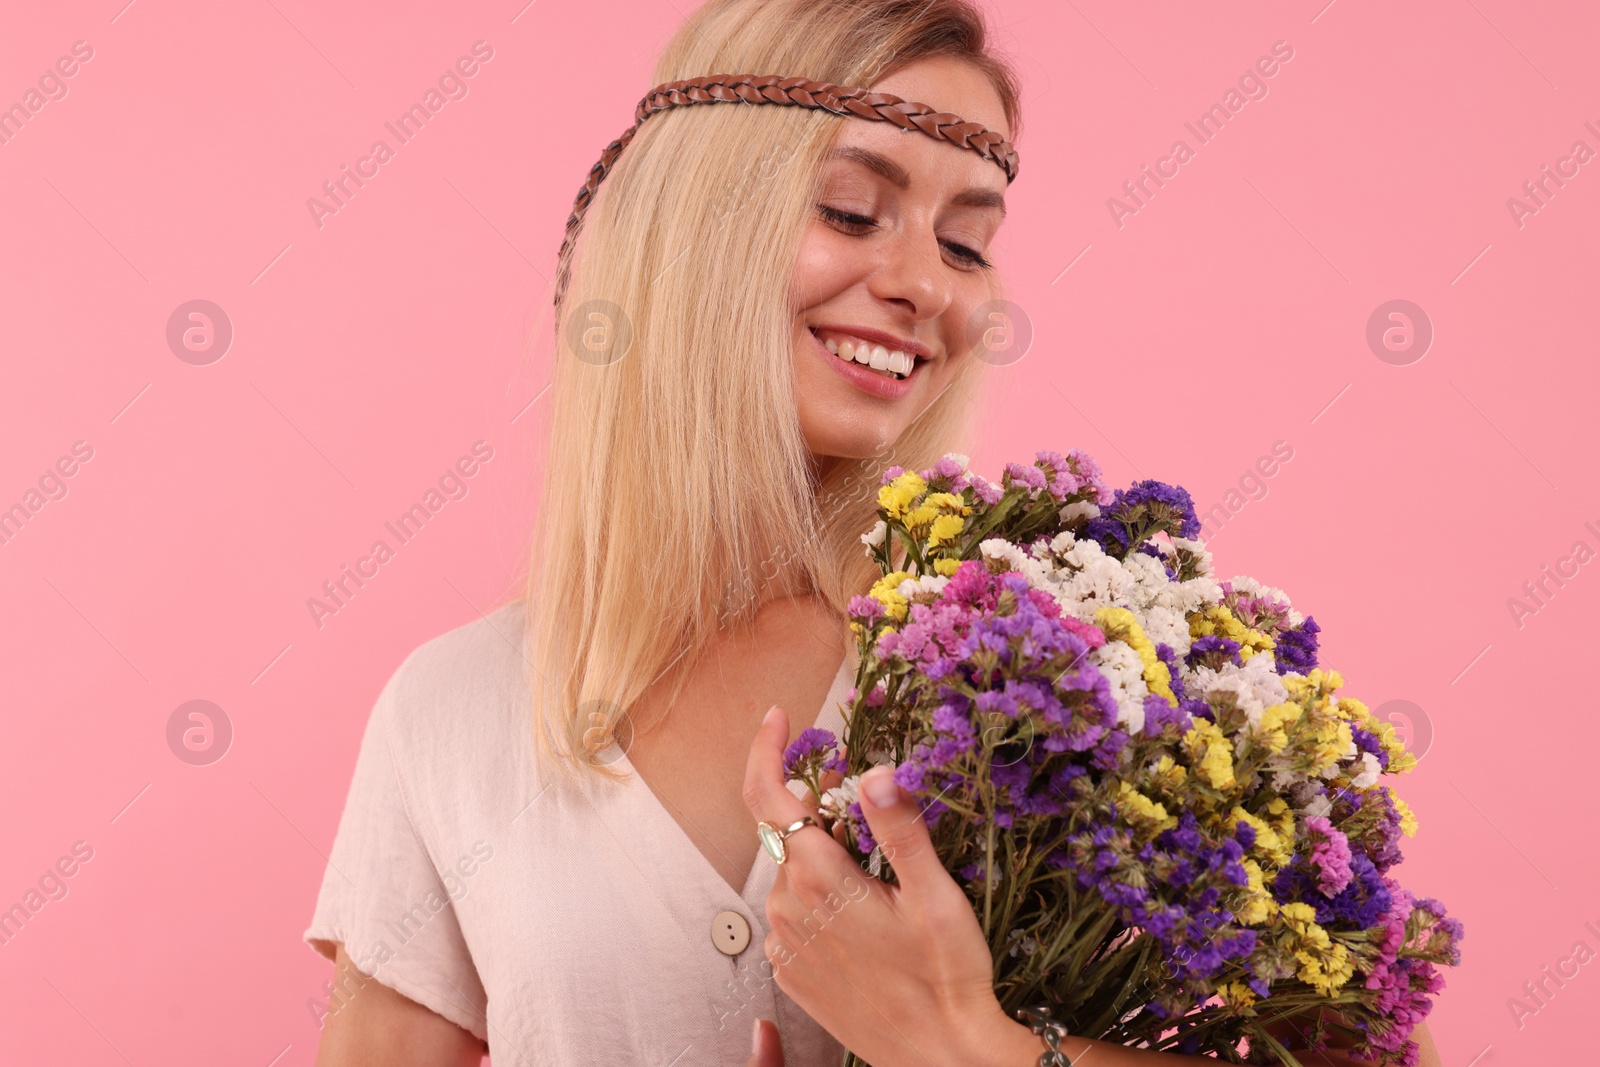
[817,205,993,270]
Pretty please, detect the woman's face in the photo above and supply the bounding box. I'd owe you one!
[790,55,1010,476]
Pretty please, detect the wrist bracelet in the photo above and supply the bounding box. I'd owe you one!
[1014,1005,1074,1067]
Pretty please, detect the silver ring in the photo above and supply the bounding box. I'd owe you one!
[756,816,818,865]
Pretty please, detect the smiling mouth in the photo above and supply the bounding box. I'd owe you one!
[809,328,923,381]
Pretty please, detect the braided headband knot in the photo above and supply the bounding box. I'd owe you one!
[554,73,1018,310]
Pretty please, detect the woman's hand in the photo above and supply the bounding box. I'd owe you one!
[741,704,1024,1067]
[747,1017,785,1067]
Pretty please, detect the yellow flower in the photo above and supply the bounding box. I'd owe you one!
[1217,980,1258,1010]
[1393,793,1419,837]
[1279,902,1353,995]
[1151,755,1188,788]
[933,556,962,577]
[1184,720,1236,790]
[868,570,913,622]
[1308,716,1354,777]
[1096,607,1176,705]
[1254,701,1302,756]
[1235,859,1278,925]
[1265,797,1296,854]
[1117,781,1178,834]
[1300,667,1344,696]
[1230,805,1292,868]
[1281,673,1314,703]
[876,472,927,521]
[1295,942,1355,997]
[928,513,966,550]
[925,491,970,514]
[1188,605,1274,661]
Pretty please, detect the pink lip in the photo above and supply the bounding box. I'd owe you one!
[808,328,918,399]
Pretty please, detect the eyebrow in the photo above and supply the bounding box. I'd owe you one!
[827,145,1007,216]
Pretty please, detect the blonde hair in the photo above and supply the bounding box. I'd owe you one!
[523,0,1022,780]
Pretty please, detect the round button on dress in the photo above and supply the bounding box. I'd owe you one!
[711,909,752,955]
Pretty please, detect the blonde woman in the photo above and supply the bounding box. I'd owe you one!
[305,1,1440,1064]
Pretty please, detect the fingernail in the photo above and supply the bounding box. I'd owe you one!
[862,768,899,807]
[751,1018,762,1055]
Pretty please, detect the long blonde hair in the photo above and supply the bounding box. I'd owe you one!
[524,0,1023,780]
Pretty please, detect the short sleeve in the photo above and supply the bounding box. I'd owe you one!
[304,655,490,1042]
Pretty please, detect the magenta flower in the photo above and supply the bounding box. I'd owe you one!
[1306,815,1355,897]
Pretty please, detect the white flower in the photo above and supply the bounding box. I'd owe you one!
[1300,793,1333,819]
[860,520,887,556]
[820,775,860,822]
[944,451,970,470]
[1058,500,1100,526]
[1090,641,1148,733]
[1005,928,1039,958]
[1228,574,1296,612]
[979,536,1031,571]
[1171,536,1214,576]
[897,573,951,600]
[1202,674,1266,729]
[1350,751,1382,789]
[1140,605,1191,654]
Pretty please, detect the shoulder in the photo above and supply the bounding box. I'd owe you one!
[386,599,531,706]
[377,599,535,781]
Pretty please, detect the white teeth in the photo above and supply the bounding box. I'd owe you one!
[815,330,916,380]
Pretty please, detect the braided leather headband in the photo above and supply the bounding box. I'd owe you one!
[553,73,1019,310]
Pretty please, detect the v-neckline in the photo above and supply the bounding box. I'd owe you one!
[600,647,857,908]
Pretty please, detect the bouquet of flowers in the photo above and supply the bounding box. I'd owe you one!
[783,450,1462,1067]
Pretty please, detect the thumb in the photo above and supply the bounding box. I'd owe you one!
[857,764,945,888]
[746,1018,784,1067]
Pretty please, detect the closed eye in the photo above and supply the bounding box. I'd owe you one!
[816,205,993,270]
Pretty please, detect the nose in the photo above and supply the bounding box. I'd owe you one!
[864,218,954,323]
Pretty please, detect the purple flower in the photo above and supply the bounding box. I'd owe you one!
[1273,616,1321,675]
[782,727,840,779]
[1065,448,1112,504]
[1143,693,1192,737]
[1185,634,1242,671]
[920,454,968,484]
[1351,724,1389,769]
[1091,480,1202,554]
[848,595,886,624]
[1003,461,1048,497]
[1274,850,1391,929]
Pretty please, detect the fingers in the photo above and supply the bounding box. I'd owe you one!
[741,706,812,830]
[856,764,946,889]
[746,1019,784,1067]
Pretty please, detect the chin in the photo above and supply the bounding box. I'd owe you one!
[803,425,900,467]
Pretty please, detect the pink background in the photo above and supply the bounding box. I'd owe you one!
[1,0,1594,1063]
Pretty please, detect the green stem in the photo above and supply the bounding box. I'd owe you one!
[983,817,996,937]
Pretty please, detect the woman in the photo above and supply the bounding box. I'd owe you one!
[306,1,1441,1064]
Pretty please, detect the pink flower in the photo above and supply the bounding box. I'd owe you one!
[1306,816,1354,897]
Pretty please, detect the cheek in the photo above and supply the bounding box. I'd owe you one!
[791,224,864,309]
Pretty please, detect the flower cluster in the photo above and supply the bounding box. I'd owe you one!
[797,450,1461,1067]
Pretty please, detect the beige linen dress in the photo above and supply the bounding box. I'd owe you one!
[305,600,853,1066]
